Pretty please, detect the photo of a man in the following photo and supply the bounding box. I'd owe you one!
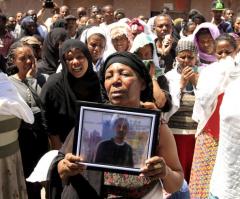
[94,117,134,167]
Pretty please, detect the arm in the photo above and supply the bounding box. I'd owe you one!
[37,2,46,25]
[152,78,167,108]
[149,62,167,109]
[157,35,174,56]
[158,124,183,192]
[140,123,183,193]
[49,134,63,150]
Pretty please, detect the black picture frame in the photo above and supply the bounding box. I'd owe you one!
[73,101,160,175]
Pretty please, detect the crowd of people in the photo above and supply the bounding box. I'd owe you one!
[0,0,240,198]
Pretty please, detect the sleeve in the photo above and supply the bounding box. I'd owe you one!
[40,81,63,136]
[162,71,181,122]
[157,74,172,112]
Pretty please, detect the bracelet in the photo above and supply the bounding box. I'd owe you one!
[152,76,158,81]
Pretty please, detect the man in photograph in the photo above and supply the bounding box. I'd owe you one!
[95,118,134,167]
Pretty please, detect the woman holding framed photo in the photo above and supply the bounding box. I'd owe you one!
[48,52,183,199]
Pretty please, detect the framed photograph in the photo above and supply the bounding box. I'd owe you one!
[73,101,161,175]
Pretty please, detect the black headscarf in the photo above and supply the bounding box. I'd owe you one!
[20,16,40,37]
[40,39,102,142]
[37,28,67,75]
[50,19,67,31]
[60,39,102,116]
[100,52,153,103]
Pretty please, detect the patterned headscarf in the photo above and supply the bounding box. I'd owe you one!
[176,37,197,54]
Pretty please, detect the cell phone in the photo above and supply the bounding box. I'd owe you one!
[164,34,171,40]
[163,34,171,47]
[142,60,153,72]
[44,0,54,9]
[192,66,198,73]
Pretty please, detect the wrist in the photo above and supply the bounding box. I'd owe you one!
[161,165,171,180]
[58,159,69,182]
[152,76,158,81]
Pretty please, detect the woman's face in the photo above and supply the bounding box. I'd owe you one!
[197,32,215,55]
[186,23,197,36]
[14,46,35,78]
[87,34,106,64]
[234,17,240,33]
[176,50,197,69]
[104,63,145,107]
[112,35,129,52]
[215,40,235,60]
[64,48,88,78]
[137,44,153,60]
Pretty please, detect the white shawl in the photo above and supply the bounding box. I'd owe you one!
[0,72,34,123]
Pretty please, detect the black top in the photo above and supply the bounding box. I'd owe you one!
[95,139,134,167]
[37,28,67,75]
[40,39,102,142]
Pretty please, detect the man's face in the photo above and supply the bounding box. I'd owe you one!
[16,12,23,23]
[60,6,70,18]
[212,10,223,21]
[7,17,16,30]
[66,19,77,30]
[77,7,86,18]
[103,6,114,24]
[114,119,129,140]
[27,10,37,22]
[8,17,16,26]
[154,16,172,39]
[224,10,234,21]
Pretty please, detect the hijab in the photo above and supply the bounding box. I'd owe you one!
[80,26,107,71]
[130,32,160,68]
[20,16,40,37]
[80,26,106,44]
[50,19,67,30]
[193,22,220,64]
[60,39,102,117]
[100,51,153,103]
[37,28,67,74]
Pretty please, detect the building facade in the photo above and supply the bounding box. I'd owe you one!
[0,0,239,21]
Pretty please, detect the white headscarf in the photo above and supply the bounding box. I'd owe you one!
[0,72,34,123]
[80,26,106,44]
[130,32,160,68]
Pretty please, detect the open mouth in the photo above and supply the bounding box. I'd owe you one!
[111,90,126,97]
[72,66,82,72]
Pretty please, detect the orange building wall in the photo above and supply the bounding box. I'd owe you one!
[63,0,113,16]
[1,0,239,22]
[113,0,151,18]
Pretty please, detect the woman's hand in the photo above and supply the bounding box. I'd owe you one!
[57,153,86,181]
[140,156,169,181]
[26,59,37,78]
[140,101,158,110]
[180,66,195,89]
